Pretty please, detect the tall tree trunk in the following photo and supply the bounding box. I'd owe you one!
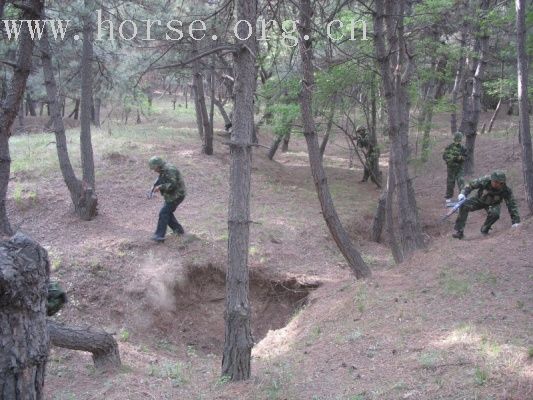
[213,98,232,129]
[26,91,37,116]
[209,63,216,136]
[0,233,50,400]
[41,33,97,220]
[80,0,96,188]
[374,0,425,260]
[267,135,282,160]
[192,46,213,155]
[319,98,336,159]
[450,32,466,135]
[460,0,490,175]
[191,84,205,140]
[222,0,257,381]
[0,0,43,236]
[297,0,370,278]
[68,99,80,119]
[93,97,101,127]
[516,0,533,213]
[281,130,291,152]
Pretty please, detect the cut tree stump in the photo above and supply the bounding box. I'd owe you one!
[48,320,121,370]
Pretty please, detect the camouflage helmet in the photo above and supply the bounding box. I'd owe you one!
[148,156,165,170]
[454,132,464,142]
[491,170,506,183]
[355,126,366,133]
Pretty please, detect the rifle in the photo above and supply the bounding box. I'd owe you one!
[147,176,162,199]
[441,197,467,221]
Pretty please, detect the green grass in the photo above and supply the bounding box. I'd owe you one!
[438,270,470,296]
[418,351,440,369]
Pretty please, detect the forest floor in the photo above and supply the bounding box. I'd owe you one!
[7,99,532,400]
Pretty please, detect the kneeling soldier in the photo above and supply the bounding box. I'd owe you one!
[452,170,520,239]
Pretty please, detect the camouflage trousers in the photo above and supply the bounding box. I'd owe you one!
[454,197,501,233]
[446,165,465,199]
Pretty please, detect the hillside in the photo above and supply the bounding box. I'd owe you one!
[6,101,532,400]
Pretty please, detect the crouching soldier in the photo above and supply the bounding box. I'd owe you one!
[148,156,186,242]
[47,281,67,316]
[443,132,468,203]
[452,171,520,239]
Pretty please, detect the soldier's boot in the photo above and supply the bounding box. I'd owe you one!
[480,225,491,235]
[452,230,464,239]
[151,234,165,243]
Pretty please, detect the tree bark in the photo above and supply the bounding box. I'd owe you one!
[192,46,213,155]
[191,83,205,140]
[460,0,490,175]
[373,0,426,260]
[213,98,232,129]
[0,233,49,400]
[371,191,386,243]
[222,0,257,381]
[92,97,101,127]
[516,0,533,213]
[41,33,98,221]
[319,99,336,159]
[48,321,121,370]
[26,92,37,116]
[281,130,291,153]
[450,30,466,135]
[80,0,96,189]
[297,0,370,278]
[68,99,80,119]
[0,0,44,236]
[267,135,282,160]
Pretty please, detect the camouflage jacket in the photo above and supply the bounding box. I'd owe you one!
[157,163,186,202]
[463,176,520,224]
[442,142,467,167]
[356,133,369,149]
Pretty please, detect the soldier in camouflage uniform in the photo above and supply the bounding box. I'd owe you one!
[47,281,67,316]
[452,171,521,239]
[443,132,468,202]
[355,126,380,184]
[149,156,186,242]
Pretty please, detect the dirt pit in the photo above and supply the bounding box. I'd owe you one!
[139,264,320,354]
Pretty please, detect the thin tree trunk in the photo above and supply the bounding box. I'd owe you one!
[450,51,465,134]
[68,98,80,119]
[48,321,121,370]
[221,0,257,381]
[460,0,490,175]
[213,98,232,129]
[371,191,386,242]
[297,0,370,279]
[0,0,43,236]
[267,135,282,160]
[80,0,96,188]
[26,91,37,116]
[281,130,291,152]
[93,97,101,127]
[0,233,49,400]
[487,98,502,134]
[516,0,533,213]
[191,84,204,139]
[209,63,216,136]
[41,32,97,220]
[192,47,213,155]
[319,99,336,159]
